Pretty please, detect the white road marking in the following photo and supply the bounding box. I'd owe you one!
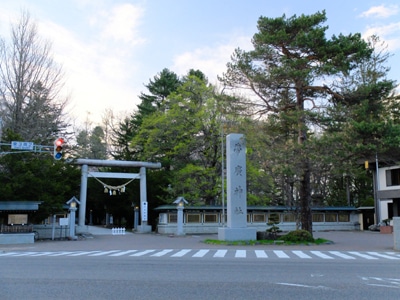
[310,251,334,259]
[348,251,378,260]
[109,250,138,256]
[293,251,312,259]
[171,249,191,257]
[367,252,400,260]
[329,251,356,259]
[89,250,121,256]
[192,249,209,257]
[274,250,290,258]
[151,249,174,257]
[68,251,101,256]
[130,250,156,256]
[235,250,246,258]
[213,250,228,258]
[255,250,268,258]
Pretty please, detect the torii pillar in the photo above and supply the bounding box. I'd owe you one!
[75,159,161,233]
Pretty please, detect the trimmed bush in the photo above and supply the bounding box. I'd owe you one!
[281,230,314,243]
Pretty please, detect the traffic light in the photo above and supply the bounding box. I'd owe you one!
[54,138,65,160]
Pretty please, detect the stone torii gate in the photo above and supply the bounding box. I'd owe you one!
[75,159,161,233]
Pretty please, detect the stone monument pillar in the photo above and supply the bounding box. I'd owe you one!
[394,217,400,250]
[218,133,256,241]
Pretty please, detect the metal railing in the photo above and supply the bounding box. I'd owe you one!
[1,224,34,233]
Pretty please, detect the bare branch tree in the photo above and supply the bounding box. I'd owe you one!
[0,10,69,143]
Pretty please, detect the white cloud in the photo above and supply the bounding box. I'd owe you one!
[172,35,252,84]
[37,11,141,126]
[359,5,399,18]
[363,22,400,51]
[97,3,146,46]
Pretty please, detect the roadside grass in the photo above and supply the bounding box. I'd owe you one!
[203,237,332,246]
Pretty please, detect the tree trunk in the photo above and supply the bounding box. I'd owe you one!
[299,160,313,234]
[296,86,313,235]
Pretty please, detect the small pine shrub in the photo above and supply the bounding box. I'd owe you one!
[281,230,314,243]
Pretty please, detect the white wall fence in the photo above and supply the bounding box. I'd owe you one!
[156,207,361,235]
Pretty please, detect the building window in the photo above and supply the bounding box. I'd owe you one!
[325,213,338,222]
[338,214,350,222]
[204,214,218,223]
[268,213,280,224]
[168,213,177,223]
[312,213,324,222]
[253,213,266,223]
[386,168,400,186]
[283,213,296,222]
[186,213,201,223]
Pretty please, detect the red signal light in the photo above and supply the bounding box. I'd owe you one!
[54,138,65,160]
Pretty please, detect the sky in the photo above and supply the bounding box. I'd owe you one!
[1,0,400,127]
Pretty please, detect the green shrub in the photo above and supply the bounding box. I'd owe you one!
[281,230,314,243]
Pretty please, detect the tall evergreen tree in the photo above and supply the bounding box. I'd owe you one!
[220,11,373,234]
[112,68,181,161]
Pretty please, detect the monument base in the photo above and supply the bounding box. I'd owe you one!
[137,225,152,233]
[218,227,257,241]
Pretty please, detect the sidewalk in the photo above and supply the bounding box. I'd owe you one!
[0,227,397,252]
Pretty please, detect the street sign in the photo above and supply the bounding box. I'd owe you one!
[11,141,34,150]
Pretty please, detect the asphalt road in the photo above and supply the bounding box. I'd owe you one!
[0,229,398,299]
[0,255,398,300]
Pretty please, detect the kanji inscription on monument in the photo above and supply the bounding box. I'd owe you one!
[218,133,256,241]
[226,134,247,227]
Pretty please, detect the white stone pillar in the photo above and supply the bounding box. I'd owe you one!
[218,133,256,241]
[393,217,400,250]
[78,164,88,227]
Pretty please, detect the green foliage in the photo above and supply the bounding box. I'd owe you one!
[74,126,107,159]
[0,150,81,222]
[280,230,315,243]
[133,72,224,205]
[219,11,395,234]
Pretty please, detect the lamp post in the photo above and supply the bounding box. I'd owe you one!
[173,196,188,236]
[132,203,139,231]
[66,196,80,240]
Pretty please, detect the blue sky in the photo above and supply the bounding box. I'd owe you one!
[1,0,400,126]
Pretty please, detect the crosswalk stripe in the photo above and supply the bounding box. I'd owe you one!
[89,250,121,256]
[30,252,54,257]
[274,250,290,258]
[68,251,101,256]
[130,250,155,256]
[0,252,19,256]
[348,251,378,260]
[293,250,312,259]
[214,250,228,258]
[1,249,399,260]
[193,249,209,257]
[171,249,191,257]
[12,252,38,257]
[255,250,268,258]
[367,251,400,260]
[109,250,138,256]
[329,251,355,259]
[48,251,75,256]
[151,249,174,257]
[235,250,246,258]
[310,251,334,259]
